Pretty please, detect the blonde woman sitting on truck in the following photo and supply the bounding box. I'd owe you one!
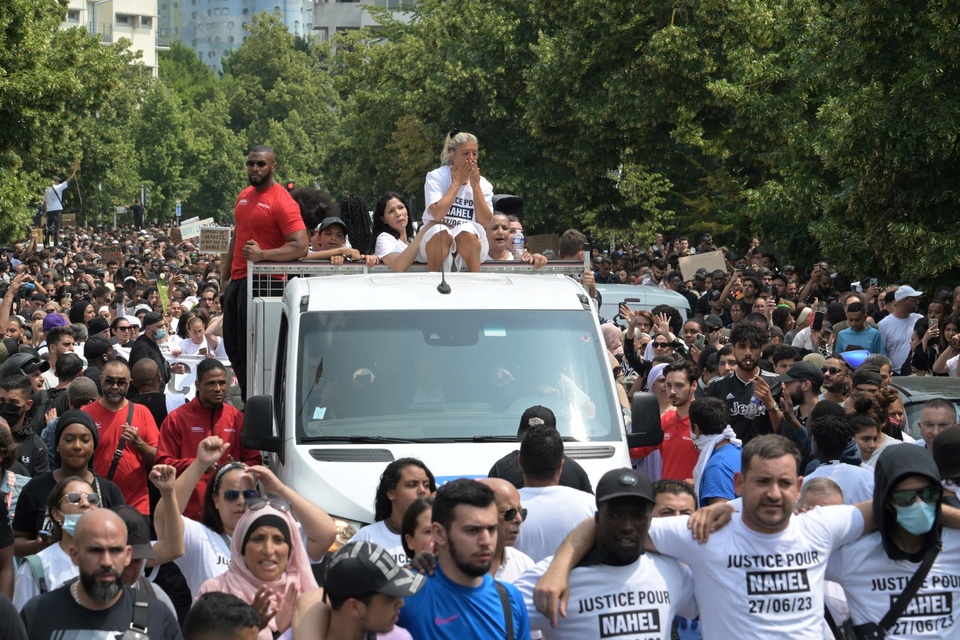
[368,192,436,272]
[419,129,493,272]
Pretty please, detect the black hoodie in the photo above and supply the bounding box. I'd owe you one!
[873,445,942,562]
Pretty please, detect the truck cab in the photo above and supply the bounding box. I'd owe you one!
[242,261,662,538]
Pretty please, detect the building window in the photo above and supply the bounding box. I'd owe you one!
[140,16,152,28]
[116,14,132,25]
[66,9,80,22]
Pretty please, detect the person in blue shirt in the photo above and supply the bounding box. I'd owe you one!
[834,302,886,355]
[689,397,742,507]
[398,478,530,640]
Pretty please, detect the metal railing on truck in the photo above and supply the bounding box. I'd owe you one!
[245,259,591,300]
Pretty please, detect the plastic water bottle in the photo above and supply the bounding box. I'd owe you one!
[512,228,525,260]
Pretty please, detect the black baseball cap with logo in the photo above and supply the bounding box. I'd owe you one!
[322,542,425,599]
[596,468,655,506]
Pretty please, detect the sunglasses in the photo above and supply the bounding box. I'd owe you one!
[821,367,843,375]
[891,486,942,508]
[246,497,291,513]
[653,342,671,349]
[60,492,100,506]
[102,378,129,388]
[222,489,259,503]
[245,160,268,168]
[502,507,528,522]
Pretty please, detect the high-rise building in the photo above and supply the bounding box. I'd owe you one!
[179,0,411,71]
[62,0,166,76]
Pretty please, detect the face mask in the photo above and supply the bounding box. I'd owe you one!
[895,500,937,536]
[61,513,83,537]
[154,329,167,340]
[0,403,23,424]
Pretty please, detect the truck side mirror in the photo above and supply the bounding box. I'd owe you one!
[627,392,664,448]
[242,395,281,453]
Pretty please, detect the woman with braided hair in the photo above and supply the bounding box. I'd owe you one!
[338,193,373,256]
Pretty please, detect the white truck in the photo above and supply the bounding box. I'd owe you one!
[241,260,662,540]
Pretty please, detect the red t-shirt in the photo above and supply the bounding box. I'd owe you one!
[631,409,699,482]
[230,183,305,281]
[84,401,159,515]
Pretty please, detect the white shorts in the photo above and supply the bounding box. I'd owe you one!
[416,221,489,271]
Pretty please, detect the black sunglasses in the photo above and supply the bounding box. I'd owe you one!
[245,160,268,168]
[222,489,259,503]
[502,507,528,522]
[891,486,942,508]
[821,367,843,375]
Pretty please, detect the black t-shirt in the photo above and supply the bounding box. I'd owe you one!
[21,585,182,640]
[488,451,594,494]
[705,369,783,444]
[11,471,125,538]
[11,427,48,479]
[0,594,27,640]
[0,499,13,550]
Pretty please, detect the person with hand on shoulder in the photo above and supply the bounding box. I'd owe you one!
[368,193,436,273]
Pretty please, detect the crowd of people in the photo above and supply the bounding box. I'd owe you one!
[0,130,957,639]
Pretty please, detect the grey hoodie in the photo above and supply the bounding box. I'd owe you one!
[873,445,942,562]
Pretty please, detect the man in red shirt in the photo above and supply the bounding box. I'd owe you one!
[83,359,159,514]
[633,359,699,482]
[220,145,308,400]
[156,359,260,520]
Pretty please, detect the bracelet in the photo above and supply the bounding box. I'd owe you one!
[766,405,781,413]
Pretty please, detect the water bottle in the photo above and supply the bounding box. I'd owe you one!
[512,228,525,260]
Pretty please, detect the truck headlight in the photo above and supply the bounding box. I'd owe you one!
[328,517,362,553]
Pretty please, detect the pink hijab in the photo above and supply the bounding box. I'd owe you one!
[601,323,624,358]
[197,504,318,639]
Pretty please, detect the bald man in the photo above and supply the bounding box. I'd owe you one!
[20,510,182,639]
[479,478,535,583]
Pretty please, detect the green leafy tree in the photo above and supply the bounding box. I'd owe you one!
[159,42,219,109]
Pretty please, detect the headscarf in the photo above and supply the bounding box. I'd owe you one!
[646,362,667,391]
[601,323,624,358]
[196,504,318,640]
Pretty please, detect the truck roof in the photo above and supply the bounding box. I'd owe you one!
[289,272,591,312]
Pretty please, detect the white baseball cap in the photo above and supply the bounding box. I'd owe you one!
[894,285,923,302]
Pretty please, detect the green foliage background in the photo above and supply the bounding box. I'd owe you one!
[3,0,960,287]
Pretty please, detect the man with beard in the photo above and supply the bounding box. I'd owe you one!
[705,322,783,444]
[20,509,181,639]
[221,146,308,401]
[819,355,849,404]
[632,360,698,482]
[515,468,696,640]
[777,361,822,430]
[83,360,159,516]
[397,479,529,639]
[477,478,534,583]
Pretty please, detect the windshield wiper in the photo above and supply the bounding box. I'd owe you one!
[303,435,419,444]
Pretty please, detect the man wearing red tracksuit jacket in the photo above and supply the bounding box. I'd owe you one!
[156,360,260,520]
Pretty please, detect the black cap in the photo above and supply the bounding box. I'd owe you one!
[518,405,556,433]
[87,317,110,336]
[852,368,882,388]
[596,468,654,506]
[110,505,156,560]
[323,542,425,599]
[703,314,723,329]
[142,311,163,328]
[694,268,708,278]
[777,361,824,386]
[317,217,347,234]
[933,428,960,480]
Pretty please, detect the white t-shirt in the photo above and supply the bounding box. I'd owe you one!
[44,182,68,212]
[177,335,227,359]
[422,166,493,227]
[863,434,904,469]
[791,327,815,352]
[351,520,408,564]
[648,506,864,640]
[495,546,535,584]
[514,552,697,640]
[946,355,958,377]
[176,516,231,594]
[878,313,923,373]
[515,486,597,563]
[374,232,408,259]
[804,461,875,505]
[826,528,960,638]
[13,544,75,610]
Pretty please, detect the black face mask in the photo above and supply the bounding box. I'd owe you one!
[0,402,25,425]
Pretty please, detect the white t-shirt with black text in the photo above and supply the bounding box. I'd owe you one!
[648,506,864,640]
[176,516,231,594]
[514,551,698,640]
[826,528,960,639]
[351,520,408,564]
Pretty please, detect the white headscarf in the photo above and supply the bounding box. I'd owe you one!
[692,425,742,502]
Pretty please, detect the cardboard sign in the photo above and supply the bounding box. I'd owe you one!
[62,213,76,227]
[678,250,726,282]
[31,228,44,244]
[101,246,125,264]
[168,226,183,245]
[199,226,232,253]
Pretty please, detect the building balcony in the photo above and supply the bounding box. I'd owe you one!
[87,21,113,43]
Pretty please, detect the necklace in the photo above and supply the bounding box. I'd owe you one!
[71,581,82,605]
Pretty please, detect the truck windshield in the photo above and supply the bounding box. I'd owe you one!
[295,310,622,443]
